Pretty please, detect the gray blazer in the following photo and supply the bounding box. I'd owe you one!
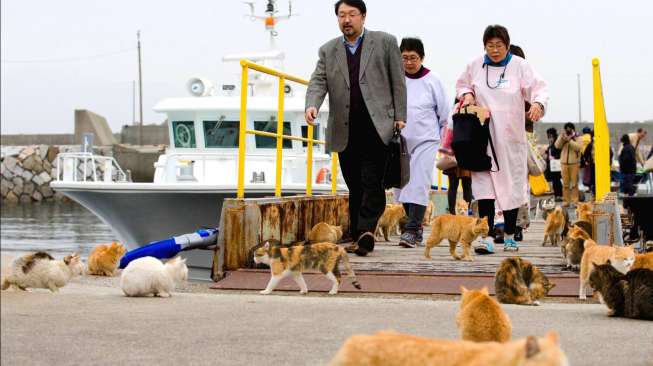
[305,29,407,153]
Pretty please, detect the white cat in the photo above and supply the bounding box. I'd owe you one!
[120,256,188,297]
[1,252,84,292]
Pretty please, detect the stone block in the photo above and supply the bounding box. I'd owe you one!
[18,146,36,161]
[21,170,34,181]
[4,156,18,170]
[23,181,35,195]
[31,191,43,201]
[20,194,32,203]
[38,171,52,184]
[13,165,24,177]
[5,191,19,203]
[1,180,8,197]
[40,185,54,198]
[32,156,44,174]
[43,160,52,173]
[39,145,49,160]
[5,178,14,189]
[21,155,36,171]
[31,174,45,186]
[47,146,60,162]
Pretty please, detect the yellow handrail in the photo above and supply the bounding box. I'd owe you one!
[592,58,610,201]
[237,59,339,198]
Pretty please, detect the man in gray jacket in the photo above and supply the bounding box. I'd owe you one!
[305,0,407,256]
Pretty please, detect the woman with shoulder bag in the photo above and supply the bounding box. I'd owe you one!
[393,38,450,248]
[455,25,549,253]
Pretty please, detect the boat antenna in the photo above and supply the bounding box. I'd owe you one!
[243,0,295,49]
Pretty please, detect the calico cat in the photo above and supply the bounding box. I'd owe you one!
[561,225,591,271]
[120,256,188,297]
[571,220,592,238]
[424,215,489,261]
[589,261,653,319]
[457,286,512,342]
[375,204,405,241]
[579,240,635,300]
[253,241,361,295]
[495,257,555,305]
[87,241,126,276]
[2,252,84,292]
[537,197,555,221]
[422,200,434,225]
[455,199,469,216]
[632,252,653,270]
[329,331,567,366]
[543,207,565,246]
[308,222,343,244]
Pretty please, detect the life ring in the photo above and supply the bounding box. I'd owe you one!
[316,167,329,184]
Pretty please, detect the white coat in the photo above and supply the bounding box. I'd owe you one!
[394,70,450,206]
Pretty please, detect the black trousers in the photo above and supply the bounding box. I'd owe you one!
[339,114,389,240]
[402,203,426,232]
[477,199,520,237]
[447,175,472,214]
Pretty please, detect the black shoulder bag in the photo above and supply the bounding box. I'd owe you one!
[384,128,411,189]
[451,105,499,172]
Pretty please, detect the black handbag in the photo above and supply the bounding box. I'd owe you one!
[451,105,499,172]
[384,128,410,189]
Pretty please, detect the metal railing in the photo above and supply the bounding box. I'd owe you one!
[238,59,338,198]
[592,58,610,200]
[55,152,128,183]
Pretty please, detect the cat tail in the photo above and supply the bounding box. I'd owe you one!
[340,250,362,290]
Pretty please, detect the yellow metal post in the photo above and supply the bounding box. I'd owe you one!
[592,58,610,201]
[275,78,285,197]
[237,63,249,199]
[436,153,442,191]
[331,153,338,194]
[306,125,314,196]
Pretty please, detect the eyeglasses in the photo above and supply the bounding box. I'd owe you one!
[402,56,421,62]
[338,12,361,20]
[485,42,506,50]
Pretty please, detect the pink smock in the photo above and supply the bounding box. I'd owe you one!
[456,55,549,211]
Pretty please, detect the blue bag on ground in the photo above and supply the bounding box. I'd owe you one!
[119,228,219,268]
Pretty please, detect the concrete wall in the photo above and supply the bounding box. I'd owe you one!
[120,123,169,146]
[74,109,117,145]
[112,144,166,183]
[1,134,75,146]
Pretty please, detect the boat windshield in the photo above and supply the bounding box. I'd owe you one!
[204,120,239,148]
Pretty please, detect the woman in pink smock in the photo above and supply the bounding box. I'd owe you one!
[456,25,548,252]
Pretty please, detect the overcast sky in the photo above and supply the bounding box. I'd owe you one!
[2,0,652,134]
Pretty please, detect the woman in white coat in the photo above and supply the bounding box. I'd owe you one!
[456,25,549,252]
[394,38,450,248]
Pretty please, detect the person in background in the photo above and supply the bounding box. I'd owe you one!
[394,37,450,248]
[445,167,472,215]
[545,128,563,200]
[627,128,647,165]
[305,0,407,256]
[555,122,582,207]
[619,134,637,196]
[580,127,594,196]
[456,25,548,253]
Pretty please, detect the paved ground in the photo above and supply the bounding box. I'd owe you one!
[2,282,652,366]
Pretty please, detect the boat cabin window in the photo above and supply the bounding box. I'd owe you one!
[301,124,320,147]
[203,120,239,148]
[253,121,292,149]
[172,121,196,148]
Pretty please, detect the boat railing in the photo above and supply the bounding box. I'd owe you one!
[238,59,339,198]
[55,152,129,183]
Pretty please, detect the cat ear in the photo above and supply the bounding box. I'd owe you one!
[604,259,611,266]
[263,241,270,250]
[460,285,468,293]
[480,286,489,295]
[545,331,560,345]
[525,336,541,358]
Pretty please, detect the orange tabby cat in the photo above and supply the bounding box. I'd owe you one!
[424,215,489,261]
[543,207,565,247]
[422,200,434,226]
[87,241,126,276]
[253,241,360,295]
[308,222,343,243]
[579,240,636,299]
[375,204,405,241]
[329,331,567,366]
[631,252,653,270]
[457,286,512,342]
[455,199,469,216]
[576,202,593,222]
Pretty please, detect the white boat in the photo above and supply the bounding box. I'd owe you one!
[50,1,344,279]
